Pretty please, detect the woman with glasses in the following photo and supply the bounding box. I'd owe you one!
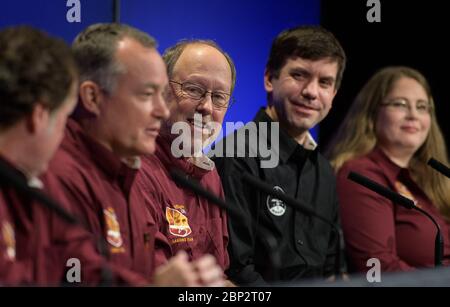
[326,66,450,272]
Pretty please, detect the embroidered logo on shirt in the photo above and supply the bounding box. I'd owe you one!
[2,221,15,260]
[394,181,419,207]
[166,206,192,238]
[266,186,287,216]
[103,207,124,252]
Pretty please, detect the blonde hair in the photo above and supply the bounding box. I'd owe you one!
[326,66,450,219]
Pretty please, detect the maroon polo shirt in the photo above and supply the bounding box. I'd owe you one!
[337,147,450,272]
[0,167,32,285]
[0,156,145,286]
[46,119,163,283]
[135,136,229,271]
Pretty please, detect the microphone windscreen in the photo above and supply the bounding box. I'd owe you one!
[428,158,450,179]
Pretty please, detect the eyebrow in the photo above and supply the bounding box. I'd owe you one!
[142,83,161,90]
[289,68,336,82]
[184,80,230,94]
[320,76,336,83]
[289,67,310,75]
[186,75,230,90]
[390,96,429,103]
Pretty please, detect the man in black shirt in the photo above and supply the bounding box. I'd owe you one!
[211,26,347,285]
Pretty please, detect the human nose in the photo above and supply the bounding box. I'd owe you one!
[301,80,318,100]
[196,91,214,115]
[403,104,421,120]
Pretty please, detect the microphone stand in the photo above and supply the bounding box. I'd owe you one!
[0,158,114,285]
[241,173,345,278]
[415,206,444,266]
[169,168,281,283]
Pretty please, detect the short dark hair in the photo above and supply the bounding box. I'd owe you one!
[266,25,346,89]
[163,39,236,94]
[0,26,77,129]
[72,23,157,94]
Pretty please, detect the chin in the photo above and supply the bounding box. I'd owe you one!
[135,143,156,156]
[401,138,426,149]
[411,143,425,152]
[291,122,314,133]
[394,142,421,152]
[145,145,156,155]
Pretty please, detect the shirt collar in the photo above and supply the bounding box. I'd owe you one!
[0,155,44,189]
[253,107,317,164]
[302,132,317,151]
[368,146,407,183]
[28,177,44,189]
[155,135,215,179]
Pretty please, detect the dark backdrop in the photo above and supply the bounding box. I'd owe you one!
[320,0,449,153]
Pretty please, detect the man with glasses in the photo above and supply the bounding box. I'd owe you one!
[135,40,236,284]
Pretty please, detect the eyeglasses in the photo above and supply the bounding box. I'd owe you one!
[170,80,233,109]
[380,98,431,114]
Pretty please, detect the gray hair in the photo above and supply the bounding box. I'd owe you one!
[163,39,236,94]
[72,23,157,94]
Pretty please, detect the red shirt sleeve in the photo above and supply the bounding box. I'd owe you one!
[0,257,33,285]
[140,188,172,269]
[0,216,33,285]
[218,186,230,271]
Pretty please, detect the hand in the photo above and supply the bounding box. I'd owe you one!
[192,254,225,287]
[153,250,199,286]
[224,279,237,287]
[325,273,350,282]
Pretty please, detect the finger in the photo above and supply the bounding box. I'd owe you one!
[193,254,217,272]
[198,266,225,286]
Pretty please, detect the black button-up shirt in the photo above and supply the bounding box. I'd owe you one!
[212,108,344,285]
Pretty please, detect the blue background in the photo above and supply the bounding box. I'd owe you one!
[0,1,114,42]
[0,0,320,142]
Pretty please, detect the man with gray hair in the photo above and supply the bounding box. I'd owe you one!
[46,24,225,286]
[134,39,236,285]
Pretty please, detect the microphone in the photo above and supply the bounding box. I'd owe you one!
[428,158,450,179]
[168,168,282,282]
[0,158,81,225]
[169,168,230,213]
[0,158,113,285]
[348,172,415,209]
[347,171,443,266]
[241,173,345,277]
